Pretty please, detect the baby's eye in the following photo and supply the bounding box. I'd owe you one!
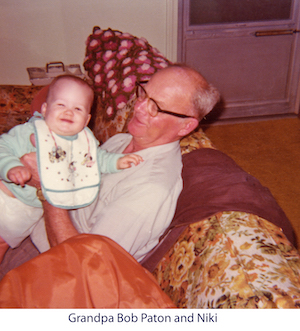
[75,107,82,112]
[57,103,65,107]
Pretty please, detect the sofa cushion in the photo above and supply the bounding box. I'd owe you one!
[171,148,295,244]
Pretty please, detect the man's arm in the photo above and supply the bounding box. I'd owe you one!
[41,200,79,246]
[20,151,79,247]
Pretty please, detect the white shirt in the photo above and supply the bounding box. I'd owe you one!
[70,133,183,261]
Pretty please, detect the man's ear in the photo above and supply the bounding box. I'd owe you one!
[178,118,199,137]
[41,102,47,117]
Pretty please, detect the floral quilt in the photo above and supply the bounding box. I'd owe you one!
[153,212,300,308]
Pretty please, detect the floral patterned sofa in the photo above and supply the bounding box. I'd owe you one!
[0,27,300,308]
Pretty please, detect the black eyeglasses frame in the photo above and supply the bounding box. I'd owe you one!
[135,81,196,119]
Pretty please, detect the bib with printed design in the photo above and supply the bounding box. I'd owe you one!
[34,120,100,209]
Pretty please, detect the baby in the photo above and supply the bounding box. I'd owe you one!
[0,75,142,261]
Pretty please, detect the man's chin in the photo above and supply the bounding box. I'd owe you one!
[127,118,147,135]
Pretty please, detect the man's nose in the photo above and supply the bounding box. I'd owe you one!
[134,98,148,114]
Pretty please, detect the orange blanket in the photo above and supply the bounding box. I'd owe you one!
[0,234,174,308]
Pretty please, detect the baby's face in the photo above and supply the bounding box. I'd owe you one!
[41,79,92,136]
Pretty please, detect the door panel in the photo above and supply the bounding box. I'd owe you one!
[178,0,300,122]
[189,0,292,25]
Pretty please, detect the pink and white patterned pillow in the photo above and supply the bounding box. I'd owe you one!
[84,27,171,122]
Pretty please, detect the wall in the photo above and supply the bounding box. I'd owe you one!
[0,0,178,85]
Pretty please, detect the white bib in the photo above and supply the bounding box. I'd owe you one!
[34,120,100,209]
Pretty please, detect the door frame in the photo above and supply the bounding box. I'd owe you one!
[177,0,300,122]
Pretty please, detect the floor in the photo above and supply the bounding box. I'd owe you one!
[204,116,300,250]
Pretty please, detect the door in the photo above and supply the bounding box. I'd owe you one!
[178,0,300,122]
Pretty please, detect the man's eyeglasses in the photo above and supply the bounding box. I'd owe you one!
[135,81,195,119]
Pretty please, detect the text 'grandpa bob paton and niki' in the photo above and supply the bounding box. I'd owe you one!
[68,312,218,324]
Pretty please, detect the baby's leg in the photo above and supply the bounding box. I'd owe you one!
[0,181,14,262]
[0,236,9,263]
[0,189,44,253]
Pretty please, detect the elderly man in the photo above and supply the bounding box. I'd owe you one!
[0,65,219,308]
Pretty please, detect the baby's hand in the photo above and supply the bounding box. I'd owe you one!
[7,166,32,187]
[117,154,144,170]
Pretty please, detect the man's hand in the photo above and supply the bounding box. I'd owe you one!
[117,154,144,169]
[7,166,31,187]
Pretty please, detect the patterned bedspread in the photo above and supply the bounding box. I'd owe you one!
[153,212,300,308]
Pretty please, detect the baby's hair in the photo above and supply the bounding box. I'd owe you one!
[47,74,94,105]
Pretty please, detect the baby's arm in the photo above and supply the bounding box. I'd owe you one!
[117,154,144,170]
[7,166,32,187]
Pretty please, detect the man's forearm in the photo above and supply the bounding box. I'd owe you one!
[42,200,79,246]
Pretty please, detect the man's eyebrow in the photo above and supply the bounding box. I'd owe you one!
[139,80,170,110]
